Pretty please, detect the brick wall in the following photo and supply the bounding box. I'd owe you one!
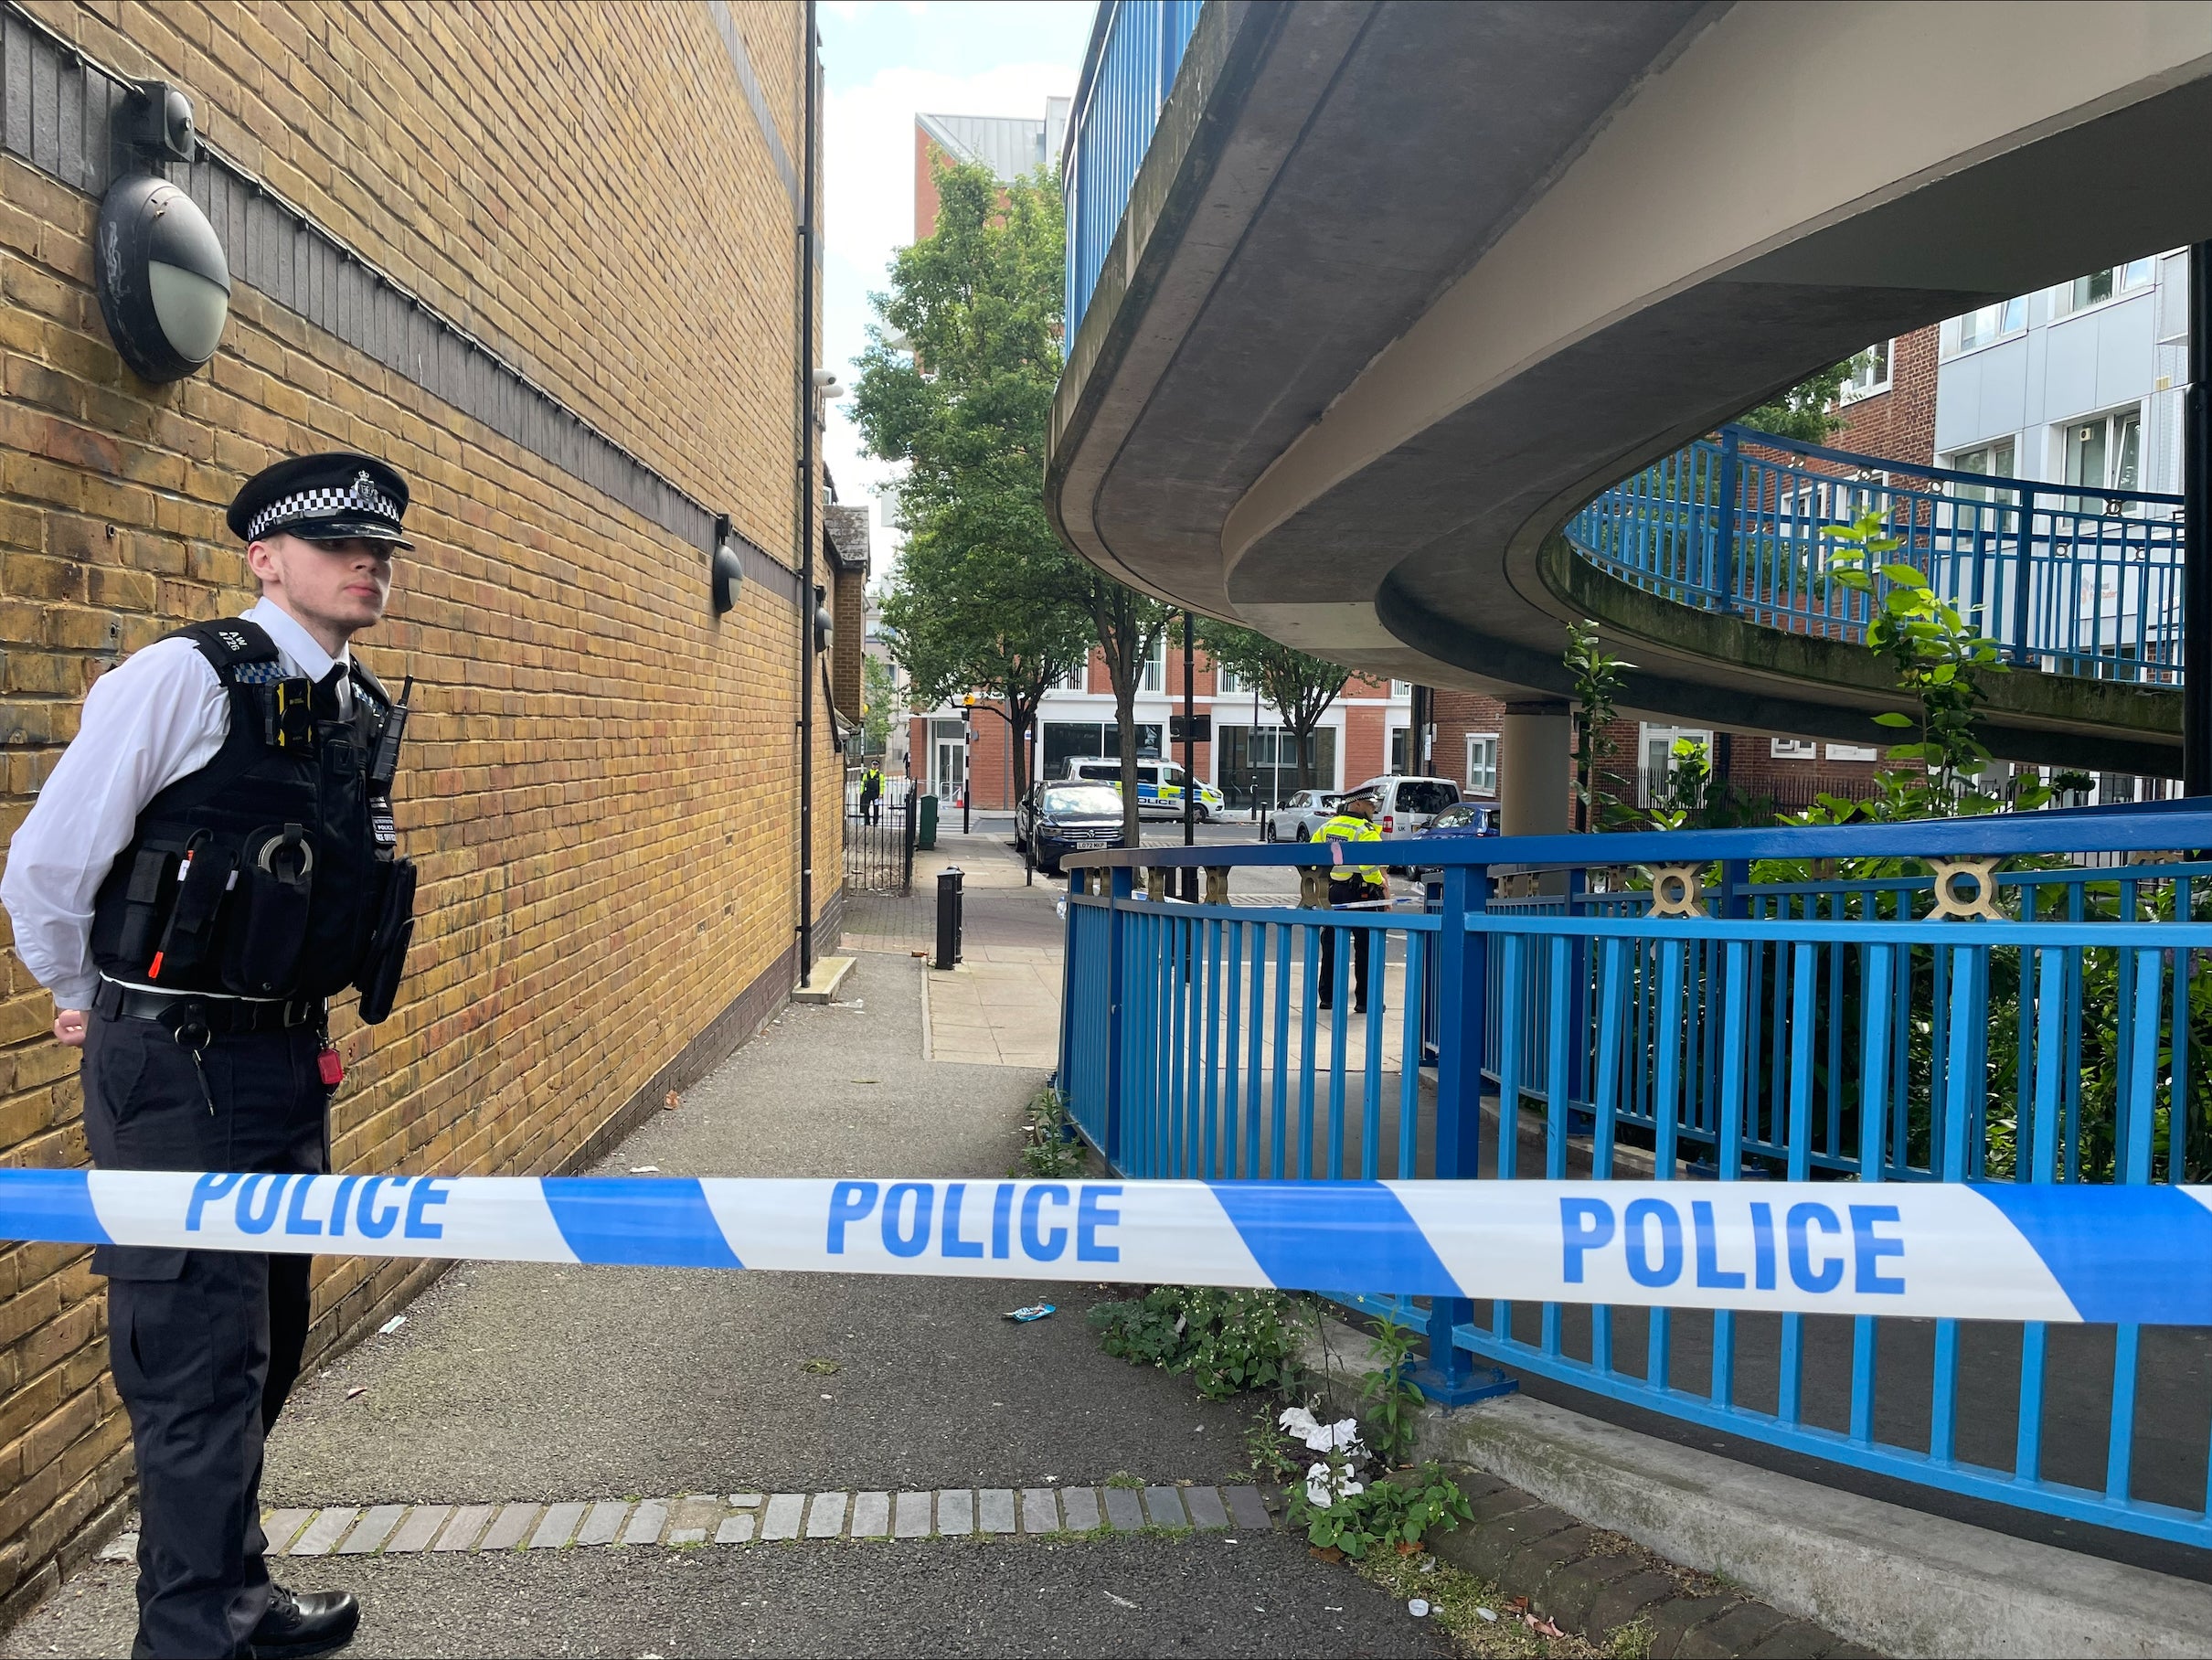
[0,0,830,1613]
[1829,324,1940,468]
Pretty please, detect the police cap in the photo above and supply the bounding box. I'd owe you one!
[228,452,413,550]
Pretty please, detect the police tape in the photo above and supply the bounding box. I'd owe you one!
[0,1169,2206,1325]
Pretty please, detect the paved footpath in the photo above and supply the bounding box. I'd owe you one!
[4,952,1444,1657]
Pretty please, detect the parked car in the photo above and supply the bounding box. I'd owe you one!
[1016,782,1131,872]
[1061,757,1227,821]
[1261,788,1341,843]
[1410,798,1498,882]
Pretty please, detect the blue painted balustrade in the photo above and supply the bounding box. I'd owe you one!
[1062,0,1203,344]
[1569,425,2187,683]
[1060,803,2212,1548]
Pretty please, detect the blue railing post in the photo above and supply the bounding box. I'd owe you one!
[1413,861,1515,1405]
[2010,484,2037,666]
[1715,426,1740,612]
[1104,864,1135,1166]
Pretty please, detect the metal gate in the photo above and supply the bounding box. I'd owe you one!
[844,765,916,895]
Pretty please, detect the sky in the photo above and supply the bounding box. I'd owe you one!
[817,1,1093,580]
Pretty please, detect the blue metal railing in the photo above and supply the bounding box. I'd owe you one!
[1061,0,1203,343]
[1060,804,2212,1547]
[1569,425,2187,683]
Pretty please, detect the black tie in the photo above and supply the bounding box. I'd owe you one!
[312,665,346,722]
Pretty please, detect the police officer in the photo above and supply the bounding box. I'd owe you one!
[860,760,884,825]
[0,453,422,1658]
[1313,794,1386,1013]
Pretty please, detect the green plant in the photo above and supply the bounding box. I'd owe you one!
[1565,620,1632,833]
[1087,1286,1305,1399]
[1011,1086,1085,1179]
[1355,1317,1425,1463]
[1243,1407,1303,1484]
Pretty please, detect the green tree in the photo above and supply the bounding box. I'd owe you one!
[1193,618,1350,795]
[860,654,899,757]
[1564,619,1632,831]
[1736,357,1854,443]
[853,155,1167,845]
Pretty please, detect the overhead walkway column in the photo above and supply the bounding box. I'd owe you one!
[1500,700,1572,836]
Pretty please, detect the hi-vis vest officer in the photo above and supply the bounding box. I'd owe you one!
[0,453,420,1660]
[1312,795,1386,1014]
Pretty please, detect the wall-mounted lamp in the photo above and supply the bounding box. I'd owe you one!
[95,82,230,384]
[711,514,745,614]
[813,582,834,653]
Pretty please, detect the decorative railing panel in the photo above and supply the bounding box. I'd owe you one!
[1061,804,2212,1547]
[1569,425,2186,683]
[1061,0,1203,343]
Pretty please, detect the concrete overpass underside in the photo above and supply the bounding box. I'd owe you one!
[1047,1,2212,780]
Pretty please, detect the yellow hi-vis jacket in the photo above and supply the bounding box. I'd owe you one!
[1313,813,1384,884]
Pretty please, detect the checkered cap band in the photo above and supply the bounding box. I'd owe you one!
[247,471,401,540]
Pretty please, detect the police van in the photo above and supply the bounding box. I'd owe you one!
[1062,758,1226,822]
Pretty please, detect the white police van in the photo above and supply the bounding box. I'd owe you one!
[1063,758,1226,822]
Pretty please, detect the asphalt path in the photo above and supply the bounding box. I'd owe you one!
[8,1535,1448,1658]
[3,953,1434,1656]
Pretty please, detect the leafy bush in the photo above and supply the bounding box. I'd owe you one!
[1086,1286,1304,1399]
[1293,1460,1474,1560]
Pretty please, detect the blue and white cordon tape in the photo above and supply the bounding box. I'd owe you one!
[0,1169,2207,1325]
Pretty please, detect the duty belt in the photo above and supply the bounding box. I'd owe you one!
[94,981,321,1036]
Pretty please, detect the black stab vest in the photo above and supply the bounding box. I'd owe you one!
[89,620,398,1000]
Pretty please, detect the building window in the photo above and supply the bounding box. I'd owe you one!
[1389,680,1412,697]
[1466,733,1498,795]
[1139,633,1166,694]
[1825,743,1878,762]
[1771,739,1816,760]
[2052,259,2155,319]
[1388,726,1409,774]
[2063,408,2143,505]
[1042,720,1164,777]
[1945,438,2017,520]
[1054,656,1090,694]
[1638,724,1711,807]
[1216,662,1245,697]
[1838,341,1892,402]
[1955,296,2028,352]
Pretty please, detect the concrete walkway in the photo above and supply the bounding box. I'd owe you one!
[3,953,1444,1658]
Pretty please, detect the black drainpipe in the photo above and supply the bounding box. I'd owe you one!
[796,0,820,984]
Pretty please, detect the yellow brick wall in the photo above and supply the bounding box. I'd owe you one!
[0,0,838,1612]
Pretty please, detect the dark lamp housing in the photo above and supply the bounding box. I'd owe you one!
[95,174,231,383]
[711,514,744,614]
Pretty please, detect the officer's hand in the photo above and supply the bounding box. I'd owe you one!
[52,1010,86,1048]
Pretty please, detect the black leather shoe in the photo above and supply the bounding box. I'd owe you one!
[250,1585,360,1658]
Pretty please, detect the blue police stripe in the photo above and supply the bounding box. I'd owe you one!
[1972,1184,2212,1325]
[0,1170,108,1247]
[1208,1182,1462,1298]
[539,1178,743,1270]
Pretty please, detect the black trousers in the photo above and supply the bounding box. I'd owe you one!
[83,1011,328,1660]
[1316,879,1381,1007]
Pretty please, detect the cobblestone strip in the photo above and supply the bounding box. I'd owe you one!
[261,1484,1274,1558]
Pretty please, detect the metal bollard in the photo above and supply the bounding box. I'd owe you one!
[935,867,964,970]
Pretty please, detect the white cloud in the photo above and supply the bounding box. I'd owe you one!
[820,58,1077,580]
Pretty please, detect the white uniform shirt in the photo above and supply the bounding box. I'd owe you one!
[1,599,351,1010]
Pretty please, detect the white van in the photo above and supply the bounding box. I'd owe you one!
[1064,758,1227,821]
[1345,774,1462,835]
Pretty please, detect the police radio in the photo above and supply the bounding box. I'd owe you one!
[368,676,413,796]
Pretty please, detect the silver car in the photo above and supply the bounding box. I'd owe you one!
[1261,789,1341,843]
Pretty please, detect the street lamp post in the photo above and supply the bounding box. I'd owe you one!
[961,696,973,835]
